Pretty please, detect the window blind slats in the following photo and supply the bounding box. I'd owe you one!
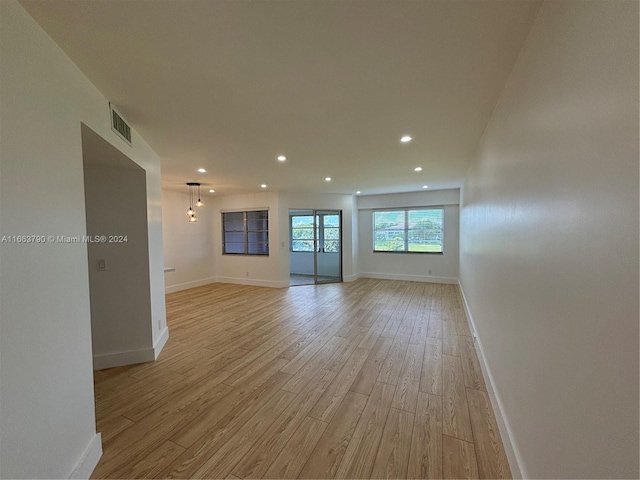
[222,210,269,255]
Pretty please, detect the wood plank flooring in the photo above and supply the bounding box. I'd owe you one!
[91,279,511,479]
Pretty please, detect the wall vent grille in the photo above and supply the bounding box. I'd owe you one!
[109,103,132,146]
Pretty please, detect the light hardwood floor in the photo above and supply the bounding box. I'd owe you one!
[92,279,511,479]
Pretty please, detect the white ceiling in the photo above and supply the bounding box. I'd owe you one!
[21,0,541,197]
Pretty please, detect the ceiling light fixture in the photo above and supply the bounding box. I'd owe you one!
[325,177,332,182]
[195,184,204,207]
[277,155,286,162]
[414,167,423,172]
[422,185,429,189]
[209,189,215,193]
[356,191,361,195]
[197,168,206,173]
[261,184,267,188]
[186,182,202,223]
[400,135,412,143]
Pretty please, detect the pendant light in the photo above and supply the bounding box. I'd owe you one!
[186,182,200,223]
[195,184,204,207]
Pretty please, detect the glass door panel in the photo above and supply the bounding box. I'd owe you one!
[314,210,342,284]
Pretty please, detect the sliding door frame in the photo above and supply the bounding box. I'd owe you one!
[313,209,343,284]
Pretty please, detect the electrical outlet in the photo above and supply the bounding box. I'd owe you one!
[428,269,432,275]
[96,259,106,271]
[246,271,249,277]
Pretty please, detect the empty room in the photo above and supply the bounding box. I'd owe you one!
[0,0,638,479]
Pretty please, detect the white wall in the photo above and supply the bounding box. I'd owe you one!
[350,195,359,275]
[459,1,638,478]
[212,192,285,287]
[163,191,356,288]
[358,189,460,283]
[204,190,450,286]
[162,189,215,293]
[0,1,166,477]
[280,192,358,282]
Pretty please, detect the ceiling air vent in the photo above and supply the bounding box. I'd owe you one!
[109,102,132,146]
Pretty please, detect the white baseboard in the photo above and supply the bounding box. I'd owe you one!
[93,328,168,371]
[216,276,289,288]
[153,326,169,359]
[165,277,216,293]
[69,433,102,479]
[457,281,523,479]
[93,346,156,370]
[359,272,458,284]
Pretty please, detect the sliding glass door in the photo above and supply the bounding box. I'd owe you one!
[289,209,342,285]
[314,210,342,284]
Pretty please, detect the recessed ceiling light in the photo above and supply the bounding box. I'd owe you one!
[197,168,206,173]
[414,167,423,172]
[325,177,332,182]
[209,189,215,193]
[422,185,429,189]
[356,191,361,195]
[400,135,412,143]
[277,155,286,162]
[260,184,267,188]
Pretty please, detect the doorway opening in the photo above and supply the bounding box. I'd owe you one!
[289,209,342,286]
[81,124,154,370]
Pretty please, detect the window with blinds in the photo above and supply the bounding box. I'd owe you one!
[222,210,269,255]
[373,208,443,253]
